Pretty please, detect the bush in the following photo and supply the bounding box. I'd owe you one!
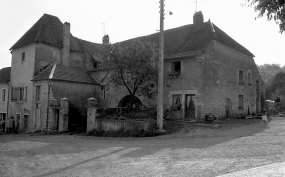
[87,128,158,137]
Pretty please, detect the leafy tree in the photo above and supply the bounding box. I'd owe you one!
[102,40,158,107]
[244,0,285,33]
[270,71,285,94]
[257,64,283,86]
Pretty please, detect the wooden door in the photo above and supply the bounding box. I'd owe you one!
[185,94,195,118]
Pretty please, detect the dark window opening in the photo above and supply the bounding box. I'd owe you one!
[239,70,243,81]
[173,61,181,72]
[21,52,25,62]
[2,89,6,102]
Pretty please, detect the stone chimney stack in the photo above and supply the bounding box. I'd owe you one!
[193,11,204,31]
[102,35,109,44]
[62,22,70,66]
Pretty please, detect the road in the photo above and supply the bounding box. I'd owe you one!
[0,117,285,177]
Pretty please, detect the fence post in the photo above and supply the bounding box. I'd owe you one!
[86,97,98,133]
[59,97,69,132]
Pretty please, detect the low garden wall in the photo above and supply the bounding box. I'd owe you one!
[94,119,156,132]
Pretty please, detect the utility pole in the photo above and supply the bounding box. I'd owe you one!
[157,0,165,132]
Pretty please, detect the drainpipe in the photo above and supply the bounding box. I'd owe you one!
[46,82,51,131]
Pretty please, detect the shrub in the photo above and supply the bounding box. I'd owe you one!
[88,128,157,137]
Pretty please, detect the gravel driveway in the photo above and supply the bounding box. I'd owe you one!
[1,117,285,177]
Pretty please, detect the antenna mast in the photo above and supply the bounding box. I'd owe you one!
[102,23,105,35]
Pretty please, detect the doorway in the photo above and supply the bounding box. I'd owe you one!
[53,108,59,130]
[185,94,195,119]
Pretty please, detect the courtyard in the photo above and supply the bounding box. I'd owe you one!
[0,116,285,177]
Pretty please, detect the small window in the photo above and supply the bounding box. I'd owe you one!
[21,52,25,62]
[238,95,244,109]
[248,72,252,85]
[169,61,181,78]
[35,86,41,102]
[1,89,6,102]
[239,70,244,85]
[93,62,101,69]
[101,86,106,100]
[173,61,181,72]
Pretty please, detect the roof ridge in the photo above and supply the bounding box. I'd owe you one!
[35,14,47,42]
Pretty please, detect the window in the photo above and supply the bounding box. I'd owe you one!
[21,52,25,62]
[248,71,252,85]
[35,86,41,102]
[239,70,244,85]
[19,87,24,101]
[1,89,6,102]
[173,61,181,72]
[172,94,182,106]
[11,87,18,101]
[238,95,244,109]
[169,61,181,78]
[11,86,27,102]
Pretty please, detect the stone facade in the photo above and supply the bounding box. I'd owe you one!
[164,40,264,121]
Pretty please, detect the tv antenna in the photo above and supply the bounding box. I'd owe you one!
[102,23,106,35]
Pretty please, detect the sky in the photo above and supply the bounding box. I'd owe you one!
[0,0,284,69]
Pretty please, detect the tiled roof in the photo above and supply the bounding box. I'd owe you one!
[0,67,11,83]
[120,20,254,57]
[76,38,106,62]
[10,14,83,52]
[32,63,99,84]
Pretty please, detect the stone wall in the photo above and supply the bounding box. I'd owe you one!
[201,40,264,119]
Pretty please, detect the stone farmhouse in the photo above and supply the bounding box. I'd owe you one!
[6,12,264,132]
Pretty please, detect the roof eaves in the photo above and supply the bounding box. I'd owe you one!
[164,49,203,59]
[49,78,99,85]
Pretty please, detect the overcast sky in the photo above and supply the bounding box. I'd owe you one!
[0,0,284,69]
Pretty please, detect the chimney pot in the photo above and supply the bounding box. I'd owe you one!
[102,35,109,44]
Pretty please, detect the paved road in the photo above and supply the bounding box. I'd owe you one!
[0,117,285,177]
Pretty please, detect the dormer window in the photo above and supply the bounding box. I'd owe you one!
[93,61,101,69]
[21,52,25,62]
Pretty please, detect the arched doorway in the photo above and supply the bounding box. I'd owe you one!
[118,95,142,107]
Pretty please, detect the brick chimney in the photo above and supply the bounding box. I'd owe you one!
[193,11,204,31]
[62,22,70,66]
[102,35,109,44]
